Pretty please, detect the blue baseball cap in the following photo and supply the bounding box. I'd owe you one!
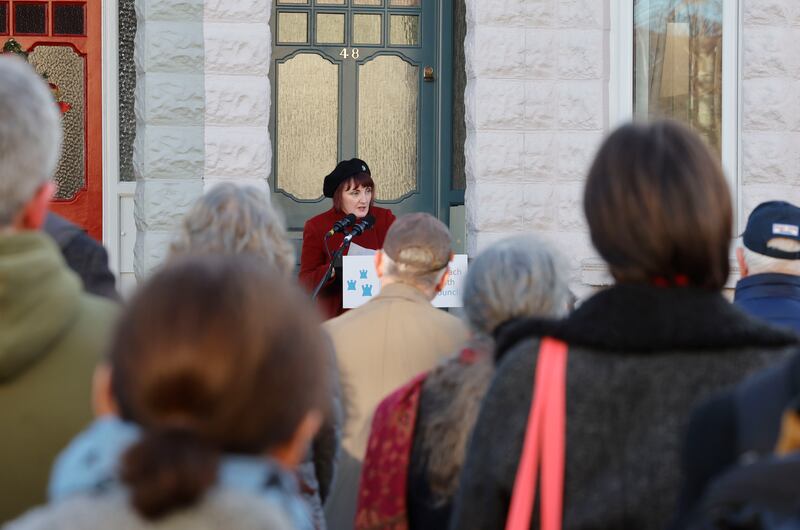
[742,201,800,260]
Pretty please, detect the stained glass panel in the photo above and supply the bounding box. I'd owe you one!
[389,15,418,46]
[316,12,345,44]
[28,45,86,200]
[353,13,381,45]
[0,3,8,34]
[53,3,85,35]
[277,12,308,43]
[14,3,46,34]
[277,54,339,200]
[358,56,418,200]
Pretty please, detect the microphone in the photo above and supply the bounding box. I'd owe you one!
[326,214,357,237]
[343,214,376,244]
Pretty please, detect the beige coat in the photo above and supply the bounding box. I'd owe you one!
[322,282,469,530]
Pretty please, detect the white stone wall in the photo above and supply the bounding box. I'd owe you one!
[740,0,800,223]
[133,0,272,277]
[463,0,608,296]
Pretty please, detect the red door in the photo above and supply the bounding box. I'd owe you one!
[1,0,102,240]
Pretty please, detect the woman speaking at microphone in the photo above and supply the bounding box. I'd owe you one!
[299,159,395,320]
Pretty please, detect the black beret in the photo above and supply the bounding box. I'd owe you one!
[323,158,370,198]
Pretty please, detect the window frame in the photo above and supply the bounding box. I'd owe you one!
[610,0,743,230]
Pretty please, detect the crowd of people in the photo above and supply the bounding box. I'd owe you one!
[2,50,800,530]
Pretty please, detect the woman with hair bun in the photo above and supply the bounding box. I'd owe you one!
[7,255,332,530]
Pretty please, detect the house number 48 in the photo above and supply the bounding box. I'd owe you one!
[340,48,360,59]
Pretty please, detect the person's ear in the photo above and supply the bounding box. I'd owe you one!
[268,410,323,469]
[375,250,385,279]
[14,182,55,230]
[434,253,454,294]
[92,363,118,418]
[736,247,749,279]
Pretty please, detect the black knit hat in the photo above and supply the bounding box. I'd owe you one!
[323,158,370,198]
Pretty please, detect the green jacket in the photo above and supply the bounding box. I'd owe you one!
[0,232,117,523]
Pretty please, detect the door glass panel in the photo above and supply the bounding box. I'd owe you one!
[0,3,8,34]
[28,45,86,200]
[14,3,47,34]
[389,14,418,46]
[53,3,85,36]
[277,11,308,43]
[316,0,345,4]
[316,12,345,44]
[278,0,308,3]
[353,13,381,45]
[389,0,420,6]
[358,56,418,201]
[277,54,339,200]
[633,0,723,154]
[354,0,383,5]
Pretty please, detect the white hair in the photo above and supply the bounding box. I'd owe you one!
[0,56,62,226]
[463,235,571,334]
[169,183,295,276]
[381,252,448,293]
[742,237,800,275]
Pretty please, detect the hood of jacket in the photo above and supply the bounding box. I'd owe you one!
[0,231,82,381]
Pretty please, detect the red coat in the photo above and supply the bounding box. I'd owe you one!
[299,206,396,320]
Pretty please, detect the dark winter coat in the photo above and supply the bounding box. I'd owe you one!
[449,284,799,530]
[43,213,119,301]
[734,273,800,334]
[675,351,800,528]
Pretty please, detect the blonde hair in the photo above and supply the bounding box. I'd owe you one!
[170,184,294,275]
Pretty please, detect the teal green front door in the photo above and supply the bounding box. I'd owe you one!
[270,0,452,233]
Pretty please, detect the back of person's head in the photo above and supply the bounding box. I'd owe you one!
[379,212,453,293]
[0,56,62,227]
[170,183,294,275]
[584,120,731,289]
[463,235,571,336]
[108,255,330,520]
[739,201,800,276]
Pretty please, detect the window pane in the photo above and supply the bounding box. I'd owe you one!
[354,0,383,5]
[633,0,723,154]
[389,14,418,46]
[316,13,345,44]
[53,3,85,35]
[353,13,381,45]
[316,0,345,4]
[389,0,420,6]
[277,11,308,43]
[277,54,339,200]
[28,45,86,200]
[14,3,47,34]
[277,0,307,3]
[358,56,418,200]
[0,3,8,34]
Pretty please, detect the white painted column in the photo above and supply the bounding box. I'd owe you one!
[463,0,609,294]
[203,0,272,193]
[133,0,205,277]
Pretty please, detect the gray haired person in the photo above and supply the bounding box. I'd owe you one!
[170,183,340,530]
[170,183,294,275]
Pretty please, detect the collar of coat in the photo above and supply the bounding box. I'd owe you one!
[495,283,800,359]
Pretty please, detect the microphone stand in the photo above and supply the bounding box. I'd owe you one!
[311,237,351,301]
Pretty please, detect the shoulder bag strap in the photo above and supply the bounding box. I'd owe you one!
[505,337,568,530]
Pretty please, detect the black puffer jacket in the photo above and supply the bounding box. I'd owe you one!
[450,284,800,530]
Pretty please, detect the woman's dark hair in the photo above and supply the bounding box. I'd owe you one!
[332,172,376,212]
[584,120,732,289]
[109,255,330,520]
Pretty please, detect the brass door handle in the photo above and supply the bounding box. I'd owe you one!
[424,66,435,82]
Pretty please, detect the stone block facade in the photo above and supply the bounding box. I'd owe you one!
[464,0,607,296]
[131,0,800,290]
